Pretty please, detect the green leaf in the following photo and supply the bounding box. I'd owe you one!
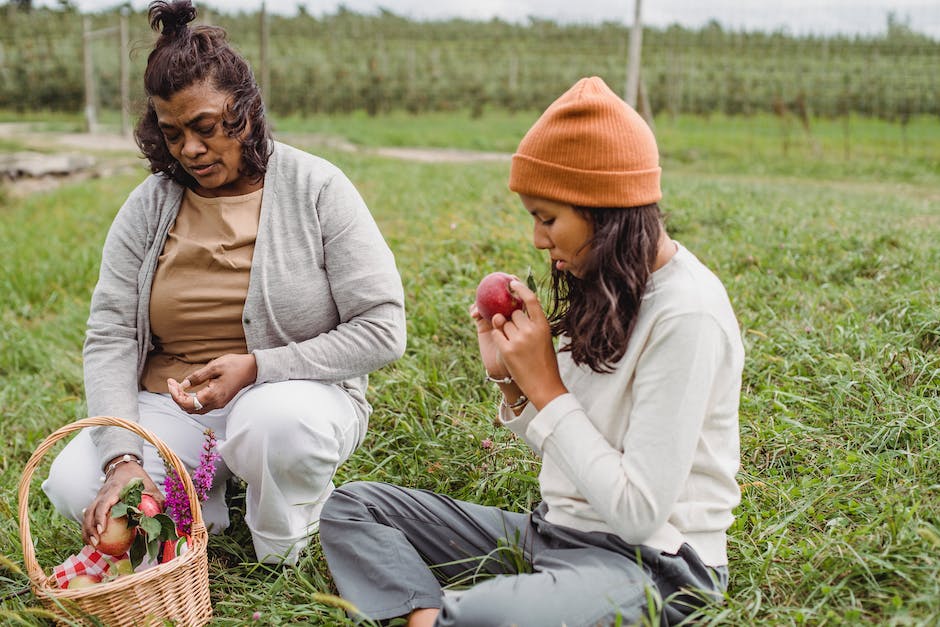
[119,477,144,503]
[155,514,180,541]
[129,534,147,569]
[146,536,161,563]
[525,266,537,292]
[138,516,161,538]
[111,502,129,518]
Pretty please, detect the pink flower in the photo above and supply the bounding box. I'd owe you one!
[252,611,262,621]
[163,429,220,535]
[481,438,493,450]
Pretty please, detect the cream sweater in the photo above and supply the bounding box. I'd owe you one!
[501,243,744,566]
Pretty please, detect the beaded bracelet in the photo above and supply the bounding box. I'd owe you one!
[104,453,142,479]
[485,373,513,384]
[503,393,530,410]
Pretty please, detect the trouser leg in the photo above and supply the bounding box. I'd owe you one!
[221,380,360,565]
[41,427,108,522]
[437,529,723,626]
[321,486,727,627]
[319,481,540,621]
[436,545,654,627]
[135,392,232,532]
[41,392,233,532]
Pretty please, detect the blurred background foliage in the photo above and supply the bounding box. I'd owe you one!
[0,3,936,124]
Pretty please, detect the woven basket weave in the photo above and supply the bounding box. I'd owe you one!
[17,416,212,626]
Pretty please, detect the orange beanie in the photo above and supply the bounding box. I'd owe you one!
[509,76,661,208]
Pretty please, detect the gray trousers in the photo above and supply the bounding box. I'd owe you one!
[319,481,727,626]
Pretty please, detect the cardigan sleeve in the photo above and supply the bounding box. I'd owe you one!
[252,168,406,384]
[84,183,159,467]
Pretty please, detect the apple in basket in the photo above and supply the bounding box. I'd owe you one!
[112,557,135,576]
[138,493,162,518]
[96,511,136,557]
[65,573,102,589]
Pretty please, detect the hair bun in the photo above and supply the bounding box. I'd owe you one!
[148,0,197,37]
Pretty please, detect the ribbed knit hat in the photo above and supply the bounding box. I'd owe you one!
[509,76,661,208]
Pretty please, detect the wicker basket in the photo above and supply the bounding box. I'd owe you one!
[17,416,212,626]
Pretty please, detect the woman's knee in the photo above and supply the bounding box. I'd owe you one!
[41,434,101,521]
[321,481,377,523]
[224,382,358,476]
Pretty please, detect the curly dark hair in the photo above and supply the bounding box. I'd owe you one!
[545,204,663,373]
[134,0,271,187]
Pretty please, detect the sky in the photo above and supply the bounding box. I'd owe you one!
[31,0,940,39]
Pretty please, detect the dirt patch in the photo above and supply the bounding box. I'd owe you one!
[0,125,510,197]
[0,124,143,196]
[273,132,511,163]
[371,146,509,163]
[54,132,139,153]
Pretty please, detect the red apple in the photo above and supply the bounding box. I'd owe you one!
[66,573,102,589]
[96,513,136,557]
[138,493,162,517]
[475,272,523,322]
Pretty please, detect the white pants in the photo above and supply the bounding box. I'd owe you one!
[42,380,361,565]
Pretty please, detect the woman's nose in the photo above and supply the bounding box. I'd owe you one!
[181,133,206,159]
[533,223,550,249]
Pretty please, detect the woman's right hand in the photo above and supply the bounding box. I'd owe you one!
[470,302,510,381]
[82,460,164,548]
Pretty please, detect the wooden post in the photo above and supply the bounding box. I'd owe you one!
[119,8,130,136]
[624,0,643,108]
[83,16,97,133]
[638,80,654,130]
[259,2,270,105]
[408,46,416,89]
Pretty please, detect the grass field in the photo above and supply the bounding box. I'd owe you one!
[1,111,939,625]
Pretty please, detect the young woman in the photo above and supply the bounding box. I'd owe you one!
[319,76,744,625]
[41,0,405,566]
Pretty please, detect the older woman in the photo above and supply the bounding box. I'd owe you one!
[42,0,406,565]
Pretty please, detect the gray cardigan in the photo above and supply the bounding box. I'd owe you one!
[85,141,406,467]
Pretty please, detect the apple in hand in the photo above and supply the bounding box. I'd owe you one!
[138,493,162,518]
[66,573,102,589]
[475,272,523,322]
[96,513,136,557]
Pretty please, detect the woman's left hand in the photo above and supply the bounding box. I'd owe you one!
[490,280,567,410]
[167,353,258,413]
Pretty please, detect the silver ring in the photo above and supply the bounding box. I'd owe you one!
[191,392,203,411]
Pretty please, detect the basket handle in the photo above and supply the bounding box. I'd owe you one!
[17,415,206,586]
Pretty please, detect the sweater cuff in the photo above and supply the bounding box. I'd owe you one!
[524,393,581,450]
[498,400,536,438]
[252,347,284,383]
[90,426,145,472]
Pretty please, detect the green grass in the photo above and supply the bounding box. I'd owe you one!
[273,109,536,153]
[1,112,939,625]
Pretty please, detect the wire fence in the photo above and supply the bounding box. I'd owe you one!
[0,5,937,124]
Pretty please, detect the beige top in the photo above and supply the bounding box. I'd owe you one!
[140,187,263,393]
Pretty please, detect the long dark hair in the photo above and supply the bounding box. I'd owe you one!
[546,204,663,373]
[134,0,271,187]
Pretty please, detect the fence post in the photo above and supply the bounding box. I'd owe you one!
[259,2,270,105]
[120,7,130,136]
[83,15,97,133]
[624,0,643,108]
